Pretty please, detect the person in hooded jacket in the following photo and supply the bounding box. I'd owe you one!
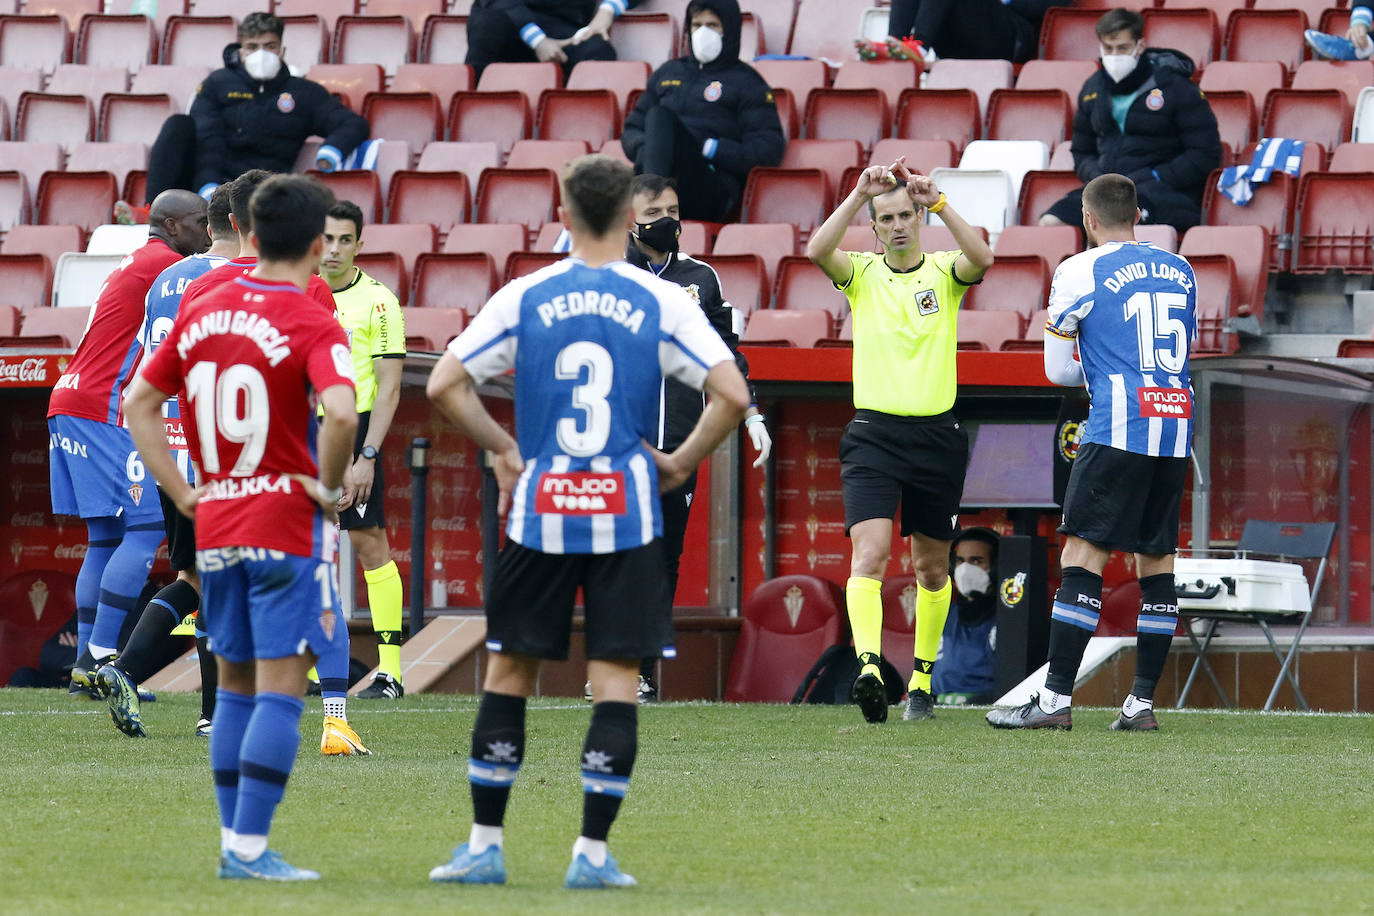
[621,0,784,222]
[930,528,1000,704]
[1039,7,1220,237]
[465,0,643,81]
[127,12,370,217]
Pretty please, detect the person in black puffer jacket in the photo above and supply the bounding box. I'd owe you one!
[465,0,644,81]
[887,0,1067,63]
[621,0,784,222]
[1040,7,1221,237]
[138,12,369,207]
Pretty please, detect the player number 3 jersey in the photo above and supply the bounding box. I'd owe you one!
[448,258,735,555]
[1047,241,1198,458]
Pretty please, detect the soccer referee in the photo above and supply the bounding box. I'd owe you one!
[807,158,993,724]
[320,200,409,700]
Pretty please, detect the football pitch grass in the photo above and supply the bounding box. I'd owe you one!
[2,691,1372,915]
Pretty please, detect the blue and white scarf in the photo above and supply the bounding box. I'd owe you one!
[1216,137,1305,206]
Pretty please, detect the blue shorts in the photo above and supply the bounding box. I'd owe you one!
[197,546,344,663]
[48,414,164,522]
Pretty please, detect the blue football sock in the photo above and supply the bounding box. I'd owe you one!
[315,603,351,701]
[233,692,305,840]
[75,518,121,660]
[209,688,254,831]
[89,521,163,655]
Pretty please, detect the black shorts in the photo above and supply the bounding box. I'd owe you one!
[484,540,674,662]
[158,486,195,572]
[840,409,970,540]
[339,412,386,531]
[1059,442,1189,555]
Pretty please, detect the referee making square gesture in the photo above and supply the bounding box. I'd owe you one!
[807,159,993,724]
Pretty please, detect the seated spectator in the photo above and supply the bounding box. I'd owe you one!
[117,12,369,223]
[931,527,1000,705]
[622,0,784,222]
[465,0,641,81]
[1305,6,1372,61]
[1039,7,1221,238]
[886,0,1067,63]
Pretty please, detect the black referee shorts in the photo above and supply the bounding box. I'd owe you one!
[1059,443,1189,555]
[158,486,195,572]
[484,540,674,662]
[840,409,969,541]
[339,411,385,531]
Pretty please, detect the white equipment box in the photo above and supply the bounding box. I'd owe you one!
[1173,558,1310,617]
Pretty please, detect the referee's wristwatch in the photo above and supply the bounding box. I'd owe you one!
[360,445,379,461]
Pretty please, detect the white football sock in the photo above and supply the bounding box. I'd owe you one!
[323,697,346,719]
[86,644,115,662]
[469,824,503,853]
[1123,694,1153,716]
[220,828,235,852]
[1038,689,1071,713]
[572,836,607,868]
[228,833,268,861]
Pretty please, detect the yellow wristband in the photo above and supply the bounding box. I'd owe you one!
[927,192,947,215]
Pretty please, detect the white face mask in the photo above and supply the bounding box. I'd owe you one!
[692,26,723,64]
[1100,45,1141,83]
[953,562,992,599]
[242,48,283,82]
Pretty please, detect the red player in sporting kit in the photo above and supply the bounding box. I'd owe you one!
[126,175,356,882]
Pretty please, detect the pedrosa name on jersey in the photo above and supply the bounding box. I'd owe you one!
[536,291,645,334]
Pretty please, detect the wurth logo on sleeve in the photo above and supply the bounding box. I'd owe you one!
[1137,387,1193,418]
[534,472,628,515]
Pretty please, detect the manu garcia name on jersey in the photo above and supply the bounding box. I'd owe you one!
[176,309,291,366]
[1102,260,1194,295]
[535,290,646,334]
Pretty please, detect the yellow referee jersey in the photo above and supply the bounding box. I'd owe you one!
[331,268,406,413]
[838,249,973,417]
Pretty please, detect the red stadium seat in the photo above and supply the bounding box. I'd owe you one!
[1016,170,1080,225]
[353,251,408,306]
[161,16,235,67]
[400,306,466,350]
[0,141,63,197]
[418,14,467,65]
[13,304,90,346]
[1001,308,1050,351]
[391,62,474,101]
[924,59,1013,118]
[894,89,980,157]
[411,253,494,312]
[985,88,1072,148]
[839,223,880,254]
[1292,60,1374,109]
[99,93,174,145]
[2,224,82,264]
[0,15,70,73]
[772,254,846,318]
[788,0,868,60]
[1204,90,1257,157]
[1199,61,1285,110]
[920,223,987,252]
[279,14,328,73]
[0,67,43,138]
[362,91,443,153]
[307,169,382,223]
[387,170,471,236]
[332,15,414,75]
[957,310,1023,350]
[724,575,847,703]
[478,61,562,109]
[1015,59,1098,95]
[1202,168,1296,271]
[447,90,530,157]
[1179,225,1269,321]
[962,254,1049,320]
[994,224,1081,266]
[276,0,355,34]
[742,309,833,348]
[803,88,886,154]
[1143,8,1220,67]
[536,89,619,145]
[506,139,588,172]
[531,221,564,252]
[566,60,650,113]
[1136,223,1179,252]
[0,302,16,335]
[357,223,435,276]
[1252,0,1333,25]
[877,575,917,683]
[0,253,53,307]
[365,0,444,33]
[444,223,526,271]
[1329,143,1374,172]
[1293,171,1374,274]
[129,65,211,113]
[1186,252,1239,353]
[1261,89,1348,166]
[832,59,921,114]
[753,59,826,111]
[504,250,564,283]
[1039,7,1106,60]
[781,139,861,200]
[475,168,558,239]
[713,223,796,293]
[308,64,385,112]
[417,140,499,191]
[706,253,767,314]
[75,14,155,72]
[26,0,100,33]
[1337,338,1374,357]
[37,170,115,233]
[1224,9,1307,77]
[869,138,956,172]
[741,167,828,235]
[609,12,677,69]
[67,142,145,190]
[15,93,92,151]
[740,0,796,56]
[49,65,129,103]
[770,86,798,141]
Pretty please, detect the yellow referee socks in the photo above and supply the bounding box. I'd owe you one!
[845,577,884,665]
[365,560,404,683]
[910,578,952,694]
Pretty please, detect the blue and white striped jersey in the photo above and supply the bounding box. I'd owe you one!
[1046,241,1197,458]
[448,257,734,555]
[139,251,231,484]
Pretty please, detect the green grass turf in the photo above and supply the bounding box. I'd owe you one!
[1,690,1372,915]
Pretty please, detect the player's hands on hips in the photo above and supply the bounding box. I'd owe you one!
[491,446,525,517]
[649,444,691,493]
[748,419,772,468]
[535,36,570,64]
[173,485,205,521]
[339,456,375,511]
[291,474,342,523]
[852,160,902,200]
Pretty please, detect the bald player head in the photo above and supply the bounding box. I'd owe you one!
[148,189,211,257]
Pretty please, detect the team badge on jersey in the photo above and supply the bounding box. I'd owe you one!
[535,472,627,515]
[704,80,722,102]
[684,283,701,304]
[128,483,144,506]
[1146,88,1164,111]
[277,92,295,113]
[915,289,939,315]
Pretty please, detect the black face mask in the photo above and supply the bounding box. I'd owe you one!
[634,216,680,254]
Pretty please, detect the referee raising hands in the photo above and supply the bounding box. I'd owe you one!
[807,159,993,724]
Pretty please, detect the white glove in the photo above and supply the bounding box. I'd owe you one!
[746,415,771,468]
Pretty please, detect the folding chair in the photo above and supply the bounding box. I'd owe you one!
[1175,520,1336,711]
